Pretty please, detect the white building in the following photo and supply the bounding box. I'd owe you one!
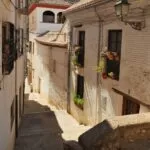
[64,0,150,125]
[0,0,27,150]
[32,22,68,109]
[28,0,71,89]
[29,1,71,37]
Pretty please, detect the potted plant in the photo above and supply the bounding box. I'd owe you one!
[72,46,82,67]
[73,94,84,109]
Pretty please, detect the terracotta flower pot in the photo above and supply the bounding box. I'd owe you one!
[106,52,114,60]
[102,72,107,79]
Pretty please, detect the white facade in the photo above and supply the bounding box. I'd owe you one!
[0,0,26,150]
[32,41,68,109]
[37,7,66,33]
[28,3,70,110]
[29,4,68,34]
[65,0,150,125]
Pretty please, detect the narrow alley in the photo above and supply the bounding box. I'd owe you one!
[14,81,90,150]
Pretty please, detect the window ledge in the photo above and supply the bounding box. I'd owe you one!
[73,66,84,76]
[40,22,55,24]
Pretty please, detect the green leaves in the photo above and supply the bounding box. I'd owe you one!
[73,94,84,109]
[96,57,105,73]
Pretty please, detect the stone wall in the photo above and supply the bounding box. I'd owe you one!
[79,113,150,150]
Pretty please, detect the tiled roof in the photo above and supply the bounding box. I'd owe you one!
[64,0,100,14]
[38,0,77,5]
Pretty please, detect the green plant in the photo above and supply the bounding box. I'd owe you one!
[73,94,84,109]
[96,57,105,73]
[72,48,82,67]
[72,55,81,67]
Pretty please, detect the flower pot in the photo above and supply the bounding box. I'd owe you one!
[102,72,107,79]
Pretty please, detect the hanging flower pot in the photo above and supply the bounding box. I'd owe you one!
[102,72,107,79]
[108,72,116,79]
[106,51,114,60]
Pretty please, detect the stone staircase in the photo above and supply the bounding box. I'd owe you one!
[64,113,150,150]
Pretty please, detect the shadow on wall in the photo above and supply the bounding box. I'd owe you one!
[35,43,67,109]
[70,69,98,124]
[15,93,66,150]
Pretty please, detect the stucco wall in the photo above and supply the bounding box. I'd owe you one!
[101,16,150,120]
[31,7,65,33]
[29,9,37,32]
[0,56,24,150]
[70,22,100,125]
[0,0,25,149]
[66,0,150,125]
[33,42,67,109]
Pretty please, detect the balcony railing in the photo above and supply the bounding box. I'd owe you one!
[18,0,28,15]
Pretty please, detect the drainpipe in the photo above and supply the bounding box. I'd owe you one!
[67,23,73,113]
[94,6,103,124]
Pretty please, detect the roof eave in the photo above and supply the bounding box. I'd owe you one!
[35,39,67,48]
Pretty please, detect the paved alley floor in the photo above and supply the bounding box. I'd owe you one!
[14,84,90,150]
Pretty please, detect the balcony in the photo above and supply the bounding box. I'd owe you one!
[18,1,28,15]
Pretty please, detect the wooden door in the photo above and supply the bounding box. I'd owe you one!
[122,97,140,115]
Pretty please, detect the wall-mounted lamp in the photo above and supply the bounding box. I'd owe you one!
[115,0,145,30]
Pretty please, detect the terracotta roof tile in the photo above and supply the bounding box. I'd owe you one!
[38,0,77,5]
[64,0,97,13]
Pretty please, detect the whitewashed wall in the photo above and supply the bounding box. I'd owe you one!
[65,0,150,125]
[0,1,25,150]
[32,42,67,109]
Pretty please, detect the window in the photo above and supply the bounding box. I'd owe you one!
[29,41,32,53]
[76,75,84,98]
[32,42,34,54]
[57,12,66,24]
[19,87,22,118]
[10,99,15,130]
[77,31,85,67]
[20,28,24,54]
[18,0,28,9]
[43,11,55,23]
[122,97,140,115]
[18,0,21,8]
[17,28,24,55]
[53,60,56,73]
[2,22,15,75]
[106,30,122,80]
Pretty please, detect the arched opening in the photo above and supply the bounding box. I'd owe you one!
[57,12,66,24]
[43,11,55,23]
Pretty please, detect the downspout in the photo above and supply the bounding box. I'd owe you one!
[67,23,73,113]
[94,6,103,124]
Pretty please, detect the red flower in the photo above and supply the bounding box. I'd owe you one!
[102,72,107,79]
